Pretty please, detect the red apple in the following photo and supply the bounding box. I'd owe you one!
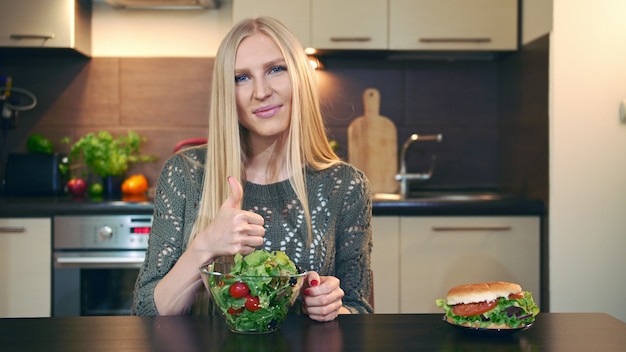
[67,178,87,196]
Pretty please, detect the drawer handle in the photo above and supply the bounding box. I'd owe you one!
[419,38,492,44]
[330,37,372,42]
[432,225,512,232]
[0,226,26,233]
[10,33,55,40]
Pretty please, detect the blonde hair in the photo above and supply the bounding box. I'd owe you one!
[188,17,341,247]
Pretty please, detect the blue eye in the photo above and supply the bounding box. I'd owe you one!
[235,74,249,83]
[269,65,287,74]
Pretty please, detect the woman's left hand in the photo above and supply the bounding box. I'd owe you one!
[301,271,350,322]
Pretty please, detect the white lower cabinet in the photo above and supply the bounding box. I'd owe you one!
[371,215,541,314]
[371,216,400,313]
[0,218,51,317]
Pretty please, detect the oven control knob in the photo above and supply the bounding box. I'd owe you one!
[98,226,114,240]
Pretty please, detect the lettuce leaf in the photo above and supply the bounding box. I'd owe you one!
[231,250,298,277]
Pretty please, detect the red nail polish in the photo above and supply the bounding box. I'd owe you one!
[304,288,311,296]
[311,280,319,286]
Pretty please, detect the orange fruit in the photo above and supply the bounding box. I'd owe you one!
[121,174,149,195]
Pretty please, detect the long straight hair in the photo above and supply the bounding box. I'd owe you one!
[188,17,341,247]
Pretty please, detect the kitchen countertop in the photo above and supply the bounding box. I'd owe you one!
[0,313,624,351]
[0,195,154,217]
[371,193,544,216]
[0,193,544,218]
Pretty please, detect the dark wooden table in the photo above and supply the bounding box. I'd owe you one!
[1,313,624,351]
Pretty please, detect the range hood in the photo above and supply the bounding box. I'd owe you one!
[105,0,220,10]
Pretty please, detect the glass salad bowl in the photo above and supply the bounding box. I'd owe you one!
[199,252,306,334]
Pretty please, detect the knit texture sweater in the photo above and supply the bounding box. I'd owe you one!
[132,148,373,315]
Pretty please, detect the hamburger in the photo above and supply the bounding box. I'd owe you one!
[435,281,539,329]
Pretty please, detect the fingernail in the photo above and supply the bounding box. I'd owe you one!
[304,288,311,296]
[311,280,319,286]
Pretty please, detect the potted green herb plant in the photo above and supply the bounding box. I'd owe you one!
[63,130,157,195]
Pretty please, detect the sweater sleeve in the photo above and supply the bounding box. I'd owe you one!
[334,165,374,314]
[131,154,191,316]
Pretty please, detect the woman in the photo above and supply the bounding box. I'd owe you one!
[132,16,373,321]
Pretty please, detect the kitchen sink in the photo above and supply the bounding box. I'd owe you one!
[372,191,507,202]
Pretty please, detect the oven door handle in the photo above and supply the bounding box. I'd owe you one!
[54,252,146,268]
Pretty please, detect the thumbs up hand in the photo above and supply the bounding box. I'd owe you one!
[194,176,265,257]
[221,175,245,210]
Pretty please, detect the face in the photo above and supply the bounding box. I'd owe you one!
[234,32,292,142]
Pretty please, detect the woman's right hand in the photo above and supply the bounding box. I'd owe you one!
[192,176,265,259]
[154,177,264,315]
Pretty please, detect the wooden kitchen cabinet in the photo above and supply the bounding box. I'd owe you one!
[371,216,400,313]
[233,0,517,52]
[311,0,387,50]
[0,218,51,317]
[232,0,311,47]
[399,216,540,313]
[0,0,91,56]
[389,0,518,51]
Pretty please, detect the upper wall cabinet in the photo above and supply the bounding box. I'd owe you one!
[232,0,518,52]
[232,0,311,47]
[0,0,91,56]
[389,0,518,51]
[311,0,387,50]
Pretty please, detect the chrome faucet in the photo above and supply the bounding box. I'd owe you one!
[395,133,443,198]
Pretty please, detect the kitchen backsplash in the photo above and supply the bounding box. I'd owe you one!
[0,36,548,199]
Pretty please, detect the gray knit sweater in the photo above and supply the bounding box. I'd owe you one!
[132,148,373,315]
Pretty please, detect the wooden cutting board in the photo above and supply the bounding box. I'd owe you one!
[348,88,398,194]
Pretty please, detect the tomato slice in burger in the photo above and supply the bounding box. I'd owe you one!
[452,300,498,317]
[508,292,525,300]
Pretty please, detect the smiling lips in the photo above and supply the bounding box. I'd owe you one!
[254,104,281,119]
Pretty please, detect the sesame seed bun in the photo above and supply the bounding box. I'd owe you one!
[446,281,522,305]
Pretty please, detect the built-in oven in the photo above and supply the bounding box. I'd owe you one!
[53,214,152,316]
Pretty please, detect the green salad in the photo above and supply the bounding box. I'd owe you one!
[208,250,305,333]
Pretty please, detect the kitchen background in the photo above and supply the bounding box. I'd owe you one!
[1,0,625,323]
[0,0,548,200]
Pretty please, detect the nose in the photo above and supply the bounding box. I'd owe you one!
[253,77,272,100]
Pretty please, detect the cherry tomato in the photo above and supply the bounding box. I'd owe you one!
[229,282,250,299]
[227,307,244,315]
[245,296,261,311]
[452,300,498,317]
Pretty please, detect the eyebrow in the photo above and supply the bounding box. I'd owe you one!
[234,58,287,74]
